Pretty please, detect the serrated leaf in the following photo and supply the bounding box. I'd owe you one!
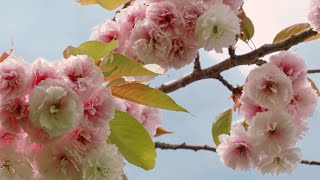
[77,0,131,10]
[308,77,320,96]
[155,127,172,137]
[240,17,254,42]
[110,83,188,112]
[273,23,320,43]
[63,40,118,63]
[108,111,156,170]
[212,109,232,146]
[100,54,159,80]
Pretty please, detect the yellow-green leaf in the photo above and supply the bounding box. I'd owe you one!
[108,111,156,170]
[273,23,320,43]
[77,0,97,5]
[106,78,127,88]
[308,77,320,96]
[240,17,254,42]
[96,0,131,10]
[63,40,118,63]
[212,109,232,146]
[110,83,188,112]
[100,54,159,80]
[77,0,131,10]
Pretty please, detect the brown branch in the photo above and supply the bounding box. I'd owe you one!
[158,28,318,93]
[216,74,236,93]
[193,53,201,72]
[155,142,320,166]
[155,142,216,152]
[308,69,320,74]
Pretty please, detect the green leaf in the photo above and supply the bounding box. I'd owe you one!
[100,54,159,80]
[110,83,188,112]
[63,40,118,63]
[106,78,127,88]
[108,111,156,170]
[77,0,131,10]
[212,109,232,146]
[308,77,320,96]
[273,23,320,43]
[240,17,254,42]
[96,0,131,10]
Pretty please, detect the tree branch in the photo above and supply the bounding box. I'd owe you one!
[158,28,318,93]
[308,69,320,74]
[193,53,201,72]
[216,74,237,93]
[155,142,320,166]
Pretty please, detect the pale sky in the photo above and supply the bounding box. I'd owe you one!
[0,1,320,180]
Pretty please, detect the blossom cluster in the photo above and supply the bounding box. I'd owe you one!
[217,51,318,175]
[91,0,243,70]
[0,55,125,180]
[309,0,320,32]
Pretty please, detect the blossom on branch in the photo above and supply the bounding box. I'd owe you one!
[195,3,240,52]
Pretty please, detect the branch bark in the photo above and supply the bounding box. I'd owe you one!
[158,28,318,93]
[308,69,320,74]
[155,142,320,166]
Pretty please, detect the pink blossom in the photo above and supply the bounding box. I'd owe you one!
[239,94,268,124]
[248,111,297,154]
[243,63,293,109]
[34,142,82,180]
[90,19,119,43]
[0,96,29,133]
[217,123,259,170]
[21,117,59,144]
[30,58,61,88]
[286,86,318,119]
[60,55,104,100]
[146,1,185,36]
[0,56,29,101]
[166,36,199,69]
[257,147,301,175]
[66,126,109,157]
[223,0,243,11]
[115,2,146,52]
[0,128,25,149]
[0,146,34,180]
[195,3,240,52]
[308,0,320,32]
[127,20,172,67]
[28,79,83,137]
[269,51,307,90]
[83,87,115,128]
[82,144,125,180]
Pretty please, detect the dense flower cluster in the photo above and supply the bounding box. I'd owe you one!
[308,0,320,32]
[217,51,318,175]
[91,0,242,70]
[0,55,125,180]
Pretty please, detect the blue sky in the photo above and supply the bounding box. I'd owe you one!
[1,0,320,179]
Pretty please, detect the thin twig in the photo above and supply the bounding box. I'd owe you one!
[216,74,236,93]
[158,28,318,93]
[155,142,216,152]
[308,69,320,74]
[155,142,320,166]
